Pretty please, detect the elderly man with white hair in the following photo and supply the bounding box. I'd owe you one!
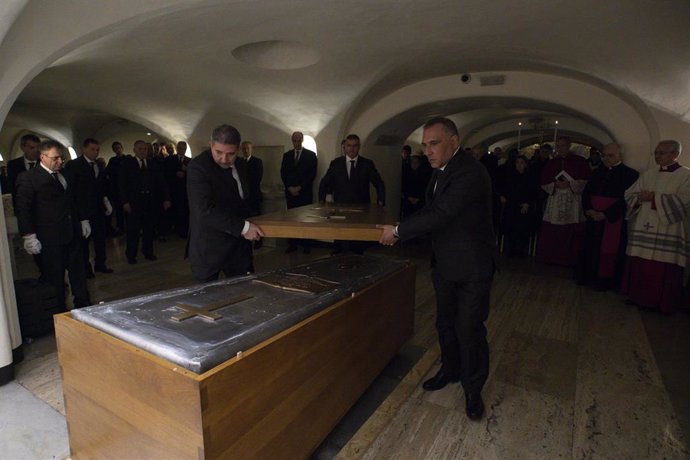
[621,140,690,313]
[575,143,638,290]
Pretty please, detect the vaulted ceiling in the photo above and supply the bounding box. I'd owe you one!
[1,0,689,158]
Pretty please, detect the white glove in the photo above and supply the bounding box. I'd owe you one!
[103,197,113,216]
[81,220,92,239]
[23,234,42,255]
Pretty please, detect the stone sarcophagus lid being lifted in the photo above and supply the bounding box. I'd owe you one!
[55,255,415,459]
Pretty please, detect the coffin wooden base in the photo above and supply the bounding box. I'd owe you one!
[55,264,415,459]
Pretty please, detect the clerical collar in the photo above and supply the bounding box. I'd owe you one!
[660,162,681,172]
[439,146,461,172]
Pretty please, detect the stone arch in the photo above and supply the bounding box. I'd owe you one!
[349,71,657,171]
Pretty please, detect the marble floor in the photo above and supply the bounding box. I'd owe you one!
[2,234,689,459]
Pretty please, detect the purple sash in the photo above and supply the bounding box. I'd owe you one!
[591,196,621,278]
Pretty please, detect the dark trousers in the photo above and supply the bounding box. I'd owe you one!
[83,213,107,269]
[575,219,627,290]
[33,254,44,279]
[154,202,171,237]
[42,239,90,309]
[173,188,189,238]
[125,196,154,260]
[112,195,125,232]
[431,269,491,394]
[193,241,254,283]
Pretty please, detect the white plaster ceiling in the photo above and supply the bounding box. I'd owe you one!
[0,0,26,48]
[4,0,690,146]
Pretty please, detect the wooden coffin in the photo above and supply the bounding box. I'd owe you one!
[55,260,415,459]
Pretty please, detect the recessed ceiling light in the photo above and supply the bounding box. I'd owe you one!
[232,40,320,70]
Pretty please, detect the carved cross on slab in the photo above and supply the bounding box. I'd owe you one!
[170,294,253,322]
[643,222,654,231]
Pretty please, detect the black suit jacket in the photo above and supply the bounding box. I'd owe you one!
[318,156,385,204]
[7,156,34,203]
[187,150,252,278]
[399,150,495,282]
[118,156,169,210]
[15,166,83,246]
[106,154,127,199]
[163,154,190,187]
[163,153,191,203]
[280,148,317,208]
[242,155,263,214]
[64,156,107,219]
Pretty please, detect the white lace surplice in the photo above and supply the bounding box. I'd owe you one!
[625,166,690,267]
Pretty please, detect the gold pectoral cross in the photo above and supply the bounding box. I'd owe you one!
[171,294,253,322]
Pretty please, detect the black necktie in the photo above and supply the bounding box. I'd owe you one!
[28,162,36,169]
[294,150,300,165]
[140,159,147,170]
[432,170,443,197]
[90,161,98,178]
[228,166,243,199]
[349,160,356,180]
[51,172,64,189]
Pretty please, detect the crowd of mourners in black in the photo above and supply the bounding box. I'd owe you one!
[400,142,602,258]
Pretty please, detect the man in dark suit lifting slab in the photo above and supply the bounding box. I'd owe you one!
[187,124,264,283]
[379,117,495,421]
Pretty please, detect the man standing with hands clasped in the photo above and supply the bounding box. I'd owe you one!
[187,124,264,283]
[15,140,92,310]
[379,117,495,421]
[65,138,114,277]
[280,131,317,254]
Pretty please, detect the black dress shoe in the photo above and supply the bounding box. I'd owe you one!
[285,245,298,254]
[94,266,114,274]
[422,368,460,391]
[86,270,95,279]
[144,254,158,261]
[465,392,485,421]
[127,258,137,265]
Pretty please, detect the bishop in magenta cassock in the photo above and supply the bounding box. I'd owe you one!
[575,143,639,290]
[536,136,591,266]
[621,140,690,313]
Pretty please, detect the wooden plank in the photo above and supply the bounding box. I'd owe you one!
[55,314,204,459]
[251,203,398,241]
